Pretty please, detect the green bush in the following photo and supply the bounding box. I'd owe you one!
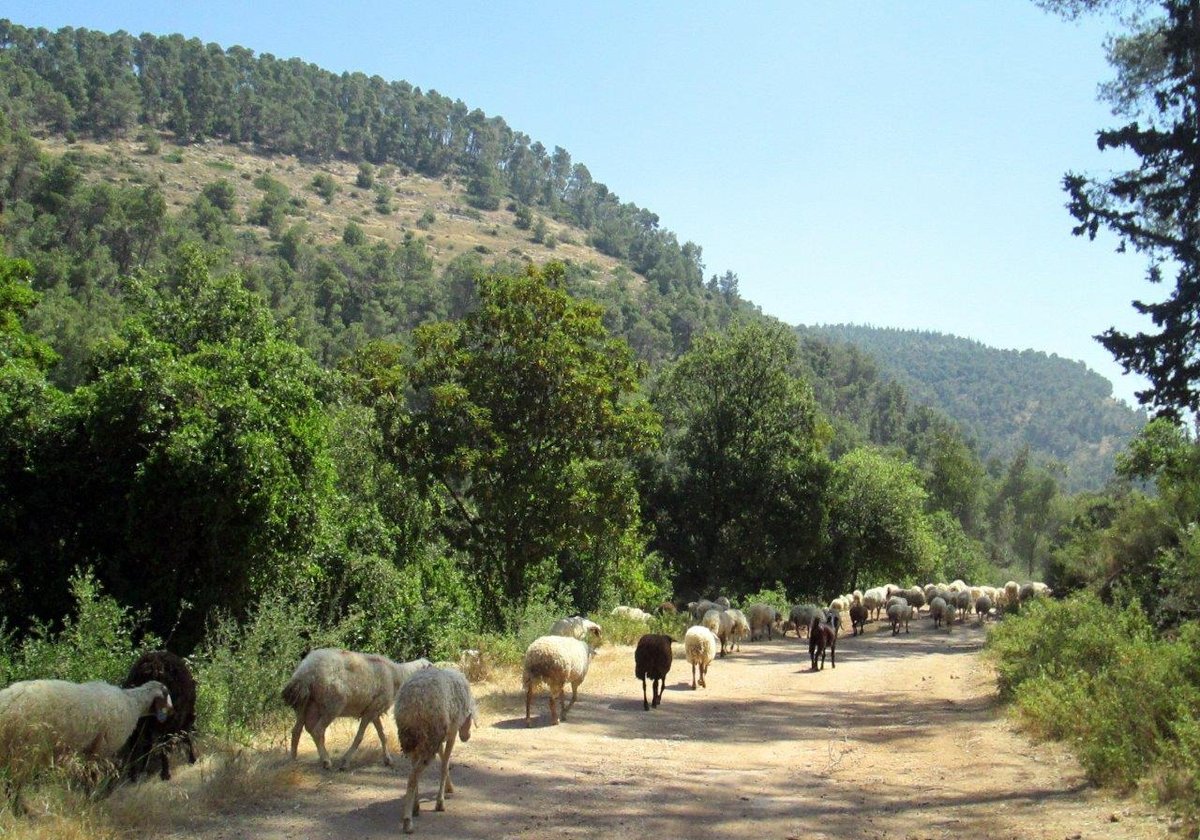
[191,587,351,741]
[987,594,1200,819]
[0,570,160,687]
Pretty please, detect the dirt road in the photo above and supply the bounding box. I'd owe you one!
[168,619,1175,840]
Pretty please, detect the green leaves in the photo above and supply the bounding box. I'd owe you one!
[375,262,660,626]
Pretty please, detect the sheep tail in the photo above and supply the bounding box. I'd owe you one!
[280,676,309,710]
[398,724,431,759]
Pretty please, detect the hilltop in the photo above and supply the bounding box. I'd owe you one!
[798,324,1146,490]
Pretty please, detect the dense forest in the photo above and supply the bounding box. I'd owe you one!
[2,5,1200,828]
[799,324,1146,491]
[0,18,1087,653]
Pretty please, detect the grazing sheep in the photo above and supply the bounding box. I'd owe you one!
[658,601,678,614]
[975,594,994,622]
[394,667,477,835]
[788,604,822,637]
[714,596,732,609]
[1019,581,1053,603]
[808,617,836,670]
[634,634,674,710]
[0,679,172,769]
[747,603,783,641]
[887,603,914,635]
[929,596,948,629]
[523,636,595,726]
[684,626,719,689]
[849,603,868,636]
[725,608,751,652]
[702,608,734,657]
[612,605,652,622]
[283,648,431,770]
[121,650,197,782]
[550,615,603,642]
[944,603,958,629]
[780,619,798,637]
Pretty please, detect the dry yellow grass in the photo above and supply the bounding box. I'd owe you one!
[0,651,637,840]
[35,133,632,290]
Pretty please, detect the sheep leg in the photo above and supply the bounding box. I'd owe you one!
[290,711,306,760]
[563,681,579,719]
[308,710,334,769]
[699,662,707,688]
[548,687,559,725]
[183,729,198,764]
[652,677,663,708]
[402,758,428,834]
[372,715,394,767]
[159,739,172,781]
[642,677,650,711]
[435,731,457,811]
[337,715,374,770]
[525,683,535,727]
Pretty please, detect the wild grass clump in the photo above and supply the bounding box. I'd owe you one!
[987,593,1200,824]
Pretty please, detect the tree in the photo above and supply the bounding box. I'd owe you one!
[3,246,334,648]
[825,448,938,593]
[1047,0,1200,417]
[649,320,829,596]
[378,263,660,626]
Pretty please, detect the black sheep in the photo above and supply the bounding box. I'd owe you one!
[122,650,198,781]
[849,603,868,636]
[634,634,674,711]
[809,617,836,671]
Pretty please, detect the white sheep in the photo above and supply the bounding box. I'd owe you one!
[549,615,603,642]
[862,587,887,620]
[0,678,172,768]
[701,608,734,657]
[522,636,595,727]
[747,603,783,640]
[394,667,477,834]
[683,626,719,689]
[282,648,431,770]
[725,608,750,652]
[611,605,652,622]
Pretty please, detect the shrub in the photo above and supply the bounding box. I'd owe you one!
[416,209,435,229]
[191,588,351,741]
[987,594,1200,819]
[0,570,160,687]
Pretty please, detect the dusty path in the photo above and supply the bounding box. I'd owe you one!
[169,619,1175,840]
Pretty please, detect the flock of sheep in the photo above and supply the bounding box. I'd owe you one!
[0,578,1050,834]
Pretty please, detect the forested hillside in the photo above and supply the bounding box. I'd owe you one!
[799,324,1146,490]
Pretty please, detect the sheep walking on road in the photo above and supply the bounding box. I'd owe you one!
[282,648,431,770]
[634,634,673,710]
[394,667,477,835]
[683,626,719,689]
[809,617,836,671]
[523,636,595,726]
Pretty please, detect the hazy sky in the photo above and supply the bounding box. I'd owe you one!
[5,1,1154,406]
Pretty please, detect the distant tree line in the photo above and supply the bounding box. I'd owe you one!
[0,20,705,298]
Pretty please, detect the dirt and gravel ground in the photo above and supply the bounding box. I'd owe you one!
[165,618,1178,840]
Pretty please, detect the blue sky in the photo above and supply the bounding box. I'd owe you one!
[5,1,1153,406]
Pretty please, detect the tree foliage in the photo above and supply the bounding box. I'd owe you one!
[1045,0,1200,417]
[371,263,661,626]
[648,320,829,596]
